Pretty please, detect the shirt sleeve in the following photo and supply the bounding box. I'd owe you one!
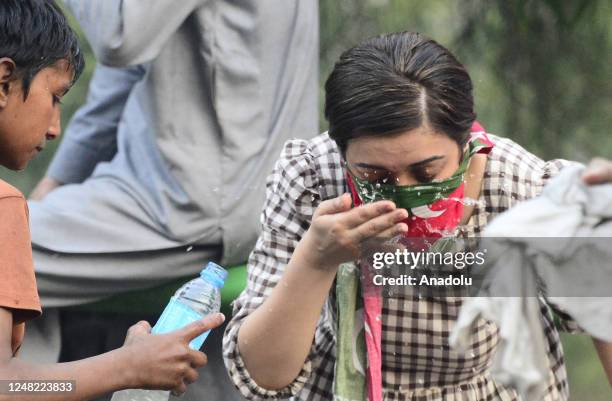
[222,139,337,400]
[64,0,206,66]
[47,64,144,184]
[0,195,41,323]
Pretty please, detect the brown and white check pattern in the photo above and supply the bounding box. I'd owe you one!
[223,132,581,401]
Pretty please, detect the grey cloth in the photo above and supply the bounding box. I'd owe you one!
[21,1,318,400]
[47,64,145,184]
[27,0,318,306]
[450,165,612,401]
[35,0,319,265]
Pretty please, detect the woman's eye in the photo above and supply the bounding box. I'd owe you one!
[413,168,436,183]
[417,175,435,183]
[375,176,392,184]
[363,173,390,185]
[52,95,63,106]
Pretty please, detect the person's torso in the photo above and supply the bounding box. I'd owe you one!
[287,132,569,401]
[91,0,319,264]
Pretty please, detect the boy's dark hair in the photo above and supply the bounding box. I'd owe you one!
[0,0,84,98]
[325,31,475,153]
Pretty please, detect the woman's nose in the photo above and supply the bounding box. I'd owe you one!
[393,173,416,186]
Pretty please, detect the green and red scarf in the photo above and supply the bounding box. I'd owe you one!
[333,123,494,401]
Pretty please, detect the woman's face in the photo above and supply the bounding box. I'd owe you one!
[345,125,463,186]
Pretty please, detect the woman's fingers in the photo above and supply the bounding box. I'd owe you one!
[306,193,409,268]
[313,193,352,218]
[372,222,409,240]
[349,208,408,242]
[340,201,399,228]
[313,194,401,231]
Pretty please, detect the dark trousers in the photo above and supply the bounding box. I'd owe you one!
[59,310,245,401]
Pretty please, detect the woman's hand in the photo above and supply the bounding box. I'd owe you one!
[582,157,612,185]
[120,313,225,395]
[237,194,407,390]
[298,193,408,270]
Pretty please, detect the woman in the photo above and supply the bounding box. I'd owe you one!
[223,32,612,400]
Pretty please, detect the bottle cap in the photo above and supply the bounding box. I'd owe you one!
[200,262,228,288]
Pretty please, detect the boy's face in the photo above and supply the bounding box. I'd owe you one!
[0,59,73,170]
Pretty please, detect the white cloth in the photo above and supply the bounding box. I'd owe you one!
[450,165,612,401]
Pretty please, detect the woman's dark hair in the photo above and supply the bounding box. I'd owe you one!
[0,0,85,98]
[325,31,475,153]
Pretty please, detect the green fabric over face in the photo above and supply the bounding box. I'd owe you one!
[347,151,469,209]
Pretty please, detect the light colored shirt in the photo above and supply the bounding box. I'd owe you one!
[32,0,319,265]
[47,64,144,184]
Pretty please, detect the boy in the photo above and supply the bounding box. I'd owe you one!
[0,1,224,400]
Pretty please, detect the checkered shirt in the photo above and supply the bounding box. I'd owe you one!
[223,132,581,401]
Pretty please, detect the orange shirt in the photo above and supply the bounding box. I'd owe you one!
[0,180,41,355]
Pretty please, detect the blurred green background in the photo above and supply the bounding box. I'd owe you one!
[1,0,610,399]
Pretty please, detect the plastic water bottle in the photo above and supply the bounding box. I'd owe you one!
[110,262,227,401]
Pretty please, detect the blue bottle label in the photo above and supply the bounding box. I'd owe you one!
[152,297,210,350]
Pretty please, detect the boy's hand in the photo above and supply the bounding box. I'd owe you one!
[121,313,225,395]
[29,176,63,200]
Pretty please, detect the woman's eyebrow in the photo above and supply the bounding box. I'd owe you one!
[410,155,445,167]
[355,162,387,170]
[355,155,445,170]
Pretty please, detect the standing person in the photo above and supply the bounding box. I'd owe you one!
[223,31,612,400]
[23,1,318,400]
[0,1,224,400]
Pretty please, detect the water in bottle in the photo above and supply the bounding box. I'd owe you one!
[110,262,228,401]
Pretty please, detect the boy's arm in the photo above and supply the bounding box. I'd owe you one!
[64,0,206,67]
[0,308,126,401]
[0,308,223,401]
